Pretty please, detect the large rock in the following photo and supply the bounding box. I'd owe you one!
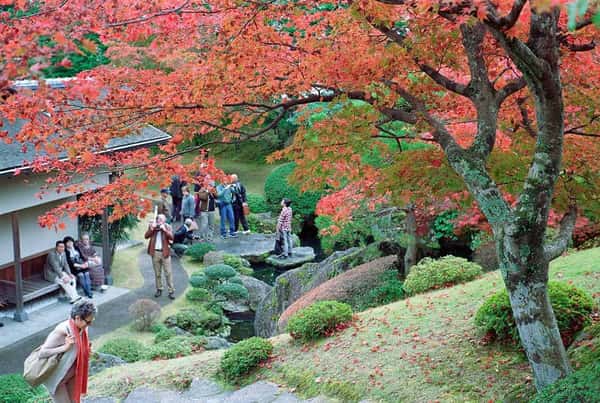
[240,275,272,311]
[203,250,226,266]
[212,233,277,263]
[221,299,251,314]
[266,247,316,269]
[88,352,126,377]
[254,248,361,337]
[203,336,232,350]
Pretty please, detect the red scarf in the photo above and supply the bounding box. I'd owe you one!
[68,319,90,403]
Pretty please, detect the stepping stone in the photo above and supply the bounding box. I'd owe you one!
[181,378,224,398]
[123,386,182,403]
[272,392,304,403]
[266,247,316,269]
[83,398,118,403]
[222,381,281,402]
[212,233,278,263]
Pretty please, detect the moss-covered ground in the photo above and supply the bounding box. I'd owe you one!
[87,247,600,402]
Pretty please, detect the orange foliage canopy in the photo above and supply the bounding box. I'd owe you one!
[0,0,599,227]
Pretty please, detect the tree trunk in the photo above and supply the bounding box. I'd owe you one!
[402,204,417,278]
[498,238,572,390]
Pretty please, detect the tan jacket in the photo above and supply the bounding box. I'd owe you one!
[156,198,172,221]
[144,224,173,258]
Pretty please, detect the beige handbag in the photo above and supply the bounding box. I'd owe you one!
[23,326,70,386]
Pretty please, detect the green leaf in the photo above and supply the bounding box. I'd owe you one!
[593,12,600,27]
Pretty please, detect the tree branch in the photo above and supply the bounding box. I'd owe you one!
[417,62,470,97]
[544,204,577,262]
[106,1,191,27]
[484,0,527,29]
[496,77,526,103]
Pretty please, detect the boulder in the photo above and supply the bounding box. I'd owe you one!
[220,299,251,314]
[266,247,315,269]
[239,275,272,311]
[88,352,126,377]
[203,336,232,350]
[254,248,361,337]
[212,233,278,263]
[203,251,226,266]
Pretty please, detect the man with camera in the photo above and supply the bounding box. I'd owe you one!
[144,213,175,299]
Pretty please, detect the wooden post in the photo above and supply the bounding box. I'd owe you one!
[101,207,113,285]
[11,212,28,322]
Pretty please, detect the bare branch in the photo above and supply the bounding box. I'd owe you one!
[417,62,470,97]
[484,0,527,29]
[497,77,526,103]
[544,204,577,262]
[106,1,190,27]
[516,96,537,138]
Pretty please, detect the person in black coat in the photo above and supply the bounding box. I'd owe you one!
[63,236,93,298]
[230,174,250,234]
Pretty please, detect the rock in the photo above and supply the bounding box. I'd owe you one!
[83,397,118,403]
[124,386,181,403]
[255,248,361,337]
[88,352,126,377]
[239,275,272,311]
[266,247,316,269]
[203,251,226,266]
[182,378,224,398]
[172,326,193,337]
[220,299,251,314]
[203,336,232,350]
[224,381,281,402]
[212,233,278,263]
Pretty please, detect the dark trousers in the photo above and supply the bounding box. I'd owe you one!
[77,272,92,297]
[233,203,249,231]
[172,196,182,222]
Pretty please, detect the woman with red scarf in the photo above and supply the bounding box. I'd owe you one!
[39,300,96,403]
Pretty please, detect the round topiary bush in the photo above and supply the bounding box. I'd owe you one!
[220,337,273,382]
[474,281,596,346]
[189,272,209,289]
[403,255,483,296]
[186,287,211,302]
[185,243,216,262]
[286,300,353,341]
[246,193,269,213]
[227,276,244,285]
[204,264,237,282]
[98,338,145,363]
[264,162,323,217]
[0,374,47,403]
[164,308,223,332]
[128,298,161,331]
[215,282,249,300]
[531,362,600,403]
[144,336,206,360]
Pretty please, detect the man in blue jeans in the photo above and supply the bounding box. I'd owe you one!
[216,179,237,239]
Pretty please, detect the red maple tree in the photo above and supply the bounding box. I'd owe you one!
[1,0,599,391]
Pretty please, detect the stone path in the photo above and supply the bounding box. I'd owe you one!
[85,378,336,403]
[0,249,188,374]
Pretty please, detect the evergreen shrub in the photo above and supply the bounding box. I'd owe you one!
[286,301,353,341]
[154,327,177,343]
[246,193,269,213]
[0,374,47,403]
[531,362,600,403]
[474,281,595,346]
[186,287,211,302]
[98,338,145,363]
[185,243,216,262]
[264,162,323,217]
[403,256,483,296]
[144,336,206,360]
[220,337,273,382]
[204,264,237,281]
[356,270,404,310]
[164,308,223,332]
[215,282,249,300]
[189,272,209,289]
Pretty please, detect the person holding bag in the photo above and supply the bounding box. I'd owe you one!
[34,300,96,403]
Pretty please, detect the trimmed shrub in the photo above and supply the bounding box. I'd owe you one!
[98,338,145,363]
[474,281,596,346]
[150,322,167,333]
[186,287,211,302]
[220,337,273,382]
[204,264,237,282]
[144,336,206,360]
[128,299,161,331]
[164,308,223,332]
[286,301,353,341]
[215,282,249,300]
[246,193,269,213]
[568,322,600,368]
[264,162,323,217]
[223,254,250,270]
[531,362,600,403]
[247,213,277,234]
[154,327,177,343]
[228,276,244,285]
[186,243,216,262]
[0,374,47,403]
[403,256,483,296]
[189,272,209,289]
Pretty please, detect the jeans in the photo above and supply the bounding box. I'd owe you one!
[77,272,92,297]
[282,230,293,256]
[219,203,235,236]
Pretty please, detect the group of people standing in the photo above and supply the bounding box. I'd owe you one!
[43,234,103,303]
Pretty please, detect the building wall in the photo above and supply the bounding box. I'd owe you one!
[0,172,109,216]
[0,199,79,268]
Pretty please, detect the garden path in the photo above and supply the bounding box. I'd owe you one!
[0,249,188,374]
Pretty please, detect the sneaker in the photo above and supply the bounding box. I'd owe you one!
[229,232,238,238]
[221,234,228,239]
[243,230,251,234]
[154,289,162,298]
[168,292,176,300]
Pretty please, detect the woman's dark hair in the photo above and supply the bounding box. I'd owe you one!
[283,198,292,207]
[63,236,75,244]
[70,300,97,320]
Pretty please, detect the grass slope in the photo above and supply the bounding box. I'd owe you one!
[88,248,600,402]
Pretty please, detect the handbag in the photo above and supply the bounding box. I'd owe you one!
[274,232,284,255]
[23,327,70,386]
[243,202,250,216]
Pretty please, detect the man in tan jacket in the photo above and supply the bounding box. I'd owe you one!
[144,214,175,299]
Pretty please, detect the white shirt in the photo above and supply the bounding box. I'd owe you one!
[155,228,163,250]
